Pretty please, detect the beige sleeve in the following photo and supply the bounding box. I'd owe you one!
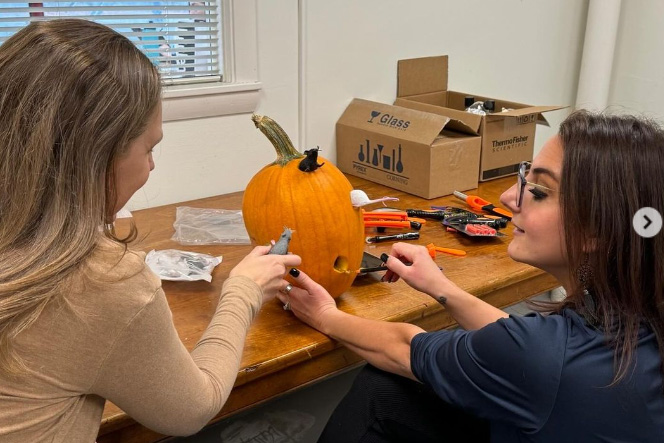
[90,275,262,437]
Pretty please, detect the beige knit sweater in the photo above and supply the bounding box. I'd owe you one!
[0,240,263,442]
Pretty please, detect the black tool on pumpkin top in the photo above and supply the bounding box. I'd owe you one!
[298,147,325,172]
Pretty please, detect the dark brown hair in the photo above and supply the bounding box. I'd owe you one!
[557,110,664,385]
[0,19,161,371]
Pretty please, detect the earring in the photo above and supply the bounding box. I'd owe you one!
[577,259,593,290]
[577,257,599,326]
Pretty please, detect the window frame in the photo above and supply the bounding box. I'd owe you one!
[162,0,260,122]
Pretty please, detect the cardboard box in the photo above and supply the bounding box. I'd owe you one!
[395,55,564,181]
[336,98,481,199]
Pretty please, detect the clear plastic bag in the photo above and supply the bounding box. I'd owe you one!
[465,100,488,115]
[145,249,222,282]
[171,207,251,245]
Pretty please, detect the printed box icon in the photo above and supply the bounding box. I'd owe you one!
[336,98,481,199]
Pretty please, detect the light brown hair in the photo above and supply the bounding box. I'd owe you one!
[557,110,664,386]
[0,19,161,371]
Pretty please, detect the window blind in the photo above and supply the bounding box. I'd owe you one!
[0,1,223,82]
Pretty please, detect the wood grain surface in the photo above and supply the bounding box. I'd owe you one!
[97,175,559,443]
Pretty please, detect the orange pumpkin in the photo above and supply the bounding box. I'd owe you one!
[242,115,365,298]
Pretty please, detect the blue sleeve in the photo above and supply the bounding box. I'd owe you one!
[411,314,567,431]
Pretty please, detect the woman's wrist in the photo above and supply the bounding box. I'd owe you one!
[316,306,344,336]
[429,277,461,307]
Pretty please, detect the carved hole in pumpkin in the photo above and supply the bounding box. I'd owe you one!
[333,256,349,274]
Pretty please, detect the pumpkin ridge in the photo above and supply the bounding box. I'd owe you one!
[325,169,361,280]
[307,171,329,284]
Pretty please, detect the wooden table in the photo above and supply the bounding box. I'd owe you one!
[97,175,559,442]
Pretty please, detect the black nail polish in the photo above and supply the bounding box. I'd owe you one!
[380,253,389,263]
[289,268,300,278]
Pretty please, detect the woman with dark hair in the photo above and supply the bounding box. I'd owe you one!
[0,20,300,441]
[280,110,664,442]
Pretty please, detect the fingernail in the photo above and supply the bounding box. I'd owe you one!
[289,268,300,278]
[380,253,389,263]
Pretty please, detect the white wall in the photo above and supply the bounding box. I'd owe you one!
[127,0,588,211]
[609,0,664,122]
[301,0,587,160]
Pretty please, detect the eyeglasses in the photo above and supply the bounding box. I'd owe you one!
[516,161,557,208]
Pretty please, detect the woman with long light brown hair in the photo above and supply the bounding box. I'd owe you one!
[0,19,300,441]
[283,110,664,442]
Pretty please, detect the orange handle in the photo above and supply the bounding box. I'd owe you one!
[364,220,411,228]
[363,211,408,220]
[466,195,490,210]
[435,247,466,256]
[363,213,426,226]
[426,243,466,257]
[466,195,513,219]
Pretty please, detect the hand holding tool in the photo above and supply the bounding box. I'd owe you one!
[268,227,293,255]
[453,191,513,220]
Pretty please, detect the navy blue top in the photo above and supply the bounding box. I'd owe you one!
[411,309,664,442]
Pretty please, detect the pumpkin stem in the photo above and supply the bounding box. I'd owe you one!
[299,147,325,172]
[252,114,304,166]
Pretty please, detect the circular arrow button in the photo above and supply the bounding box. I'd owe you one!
[633,207,662,238]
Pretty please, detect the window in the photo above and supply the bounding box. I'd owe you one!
[0,1,260,120]
[0,1,223,82]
